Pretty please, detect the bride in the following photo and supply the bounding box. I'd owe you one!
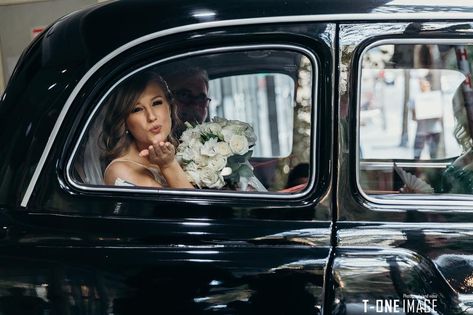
[100,71,193,189]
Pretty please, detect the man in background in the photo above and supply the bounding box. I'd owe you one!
[164,67,211,137]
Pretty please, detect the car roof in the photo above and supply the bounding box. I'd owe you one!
[36,0,473,70]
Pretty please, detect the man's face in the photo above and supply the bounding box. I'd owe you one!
[172,75,209,124]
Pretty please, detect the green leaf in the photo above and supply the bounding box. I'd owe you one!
[228,155,245,165]
[243,150,253,160]
[238,164,254,177]
[224,172,240,189]
[200,132,219,142]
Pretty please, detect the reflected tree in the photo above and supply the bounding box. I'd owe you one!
[273,56,312,190]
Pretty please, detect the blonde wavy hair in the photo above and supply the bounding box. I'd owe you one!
[452,91,473,152]
[100,71,180,164]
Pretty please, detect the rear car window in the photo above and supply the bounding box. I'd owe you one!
[358,41,473,202]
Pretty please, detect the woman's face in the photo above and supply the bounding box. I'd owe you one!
[125,81,172,151]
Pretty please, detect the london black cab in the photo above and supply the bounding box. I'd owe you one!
[2,0,473,314]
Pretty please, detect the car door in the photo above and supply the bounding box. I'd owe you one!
[0,17,335,315]
[333,20,473,314]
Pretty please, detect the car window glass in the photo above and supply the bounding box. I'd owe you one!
[208,73,295,158]
[359,43,473,198]
[70,49,314,194]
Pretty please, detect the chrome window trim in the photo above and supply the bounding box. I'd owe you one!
[21,13,473,207]
[360,161,451,169]
[356,38,473,208]
[62,44,318,200]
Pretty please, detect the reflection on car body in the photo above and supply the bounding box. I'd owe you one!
[3,0,473,314]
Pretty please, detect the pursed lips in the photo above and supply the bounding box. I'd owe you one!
[149,125,161,134]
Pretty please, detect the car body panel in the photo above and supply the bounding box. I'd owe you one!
[331,20,473,314]
[3,1,473,314]
[0,1,335,314]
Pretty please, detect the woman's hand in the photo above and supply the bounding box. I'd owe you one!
[139,142,194,189]
[139,141,175,169]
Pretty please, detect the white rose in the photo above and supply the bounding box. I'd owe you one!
[244,126,257,146]
[188,137,203,149]
[179,138,203,161]
[229,119,250,128]
[195,154,209,167]
[191,124,202,133]
[215,141,232,157]
[200,169,225,189]
[186,169,202,187]
[220,167,232,177]
[212,116,228,125]
[180,128,195,143]
[184,161,199,171]
[181,146,197,161]
[200,138,218,157]
[207,155,227,171]
[222,125,244,142]
[229,134,249,155]
[203,123,222,136]
[178,141,203,164]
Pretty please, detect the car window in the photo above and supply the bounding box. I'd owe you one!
[69,48,315,194]
[359,42,473,200]
[208,73,295,158]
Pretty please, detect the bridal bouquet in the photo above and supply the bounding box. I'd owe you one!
[176,117,259,190]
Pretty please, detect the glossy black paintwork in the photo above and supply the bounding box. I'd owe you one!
[330,20,473,314]
[3,0,473,314]
[0,1,337,314]
[0,209,331,314]
[338,21,473,221]
[1,19,334,211]
[0,243,328,314]
[50,22,332,214]
[332,247,463,314]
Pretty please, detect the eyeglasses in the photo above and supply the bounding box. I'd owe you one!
[173,89,211,106]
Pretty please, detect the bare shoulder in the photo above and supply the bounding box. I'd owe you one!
[103,161,134,185]
[104,160,160,187]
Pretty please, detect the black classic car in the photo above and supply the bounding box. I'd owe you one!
[3,0,473,314]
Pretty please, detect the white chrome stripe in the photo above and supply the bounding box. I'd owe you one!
[21,12,473,207]
[63,45,318,199]
[360,161,451,169]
